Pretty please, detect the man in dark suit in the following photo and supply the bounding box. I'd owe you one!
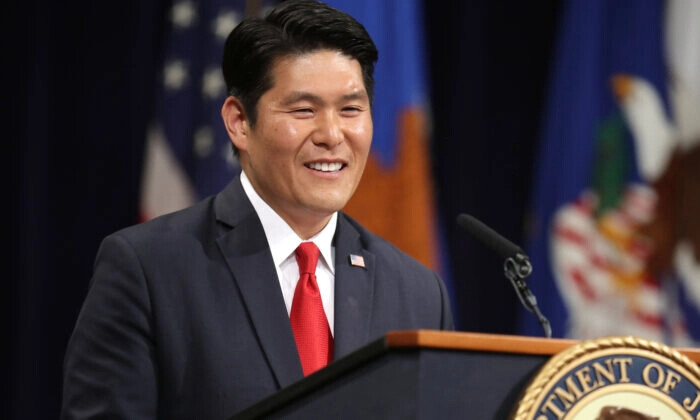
[61,1,453,418]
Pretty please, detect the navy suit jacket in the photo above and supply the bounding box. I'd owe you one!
[62,176,453,419]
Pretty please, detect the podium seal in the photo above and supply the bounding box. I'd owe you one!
[512,336,700,419]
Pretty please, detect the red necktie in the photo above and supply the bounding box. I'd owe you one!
[290,242,333,376]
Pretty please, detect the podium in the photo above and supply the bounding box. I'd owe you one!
[232,331,700,419]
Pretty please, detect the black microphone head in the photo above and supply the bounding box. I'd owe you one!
[456,213,524,259]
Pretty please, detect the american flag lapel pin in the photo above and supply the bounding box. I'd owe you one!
[349,254,365,268]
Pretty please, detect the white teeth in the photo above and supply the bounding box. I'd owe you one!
[308,162,343,172]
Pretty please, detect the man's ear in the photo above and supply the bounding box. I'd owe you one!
[221,96,250,152]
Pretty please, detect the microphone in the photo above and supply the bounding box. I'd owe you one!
[456,213,523,258]
[456,213,551,338]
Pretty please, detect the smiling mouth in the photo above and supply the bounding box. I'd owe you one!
[305,162,345,172]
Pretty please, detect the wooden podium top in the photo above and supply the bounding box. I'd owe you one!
[233,331,700,419]
[385,330,700,364]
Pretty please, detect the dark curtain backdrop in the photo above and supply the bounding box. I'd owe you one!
[9,1,168,418]
[427,2,560,333]
[8,1,559,418]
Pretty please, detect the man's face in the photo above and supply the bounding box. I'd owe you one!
[236,49,373,232]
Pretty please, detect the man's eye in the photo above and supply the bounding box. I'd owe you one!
[292,108,314,115]
[341,107,362,114]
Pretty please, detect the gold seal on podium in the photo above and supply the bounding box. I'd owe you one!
[512,336,700,420]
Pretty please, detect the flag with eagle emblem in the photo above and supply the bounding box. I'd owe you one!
[522,0,700,345]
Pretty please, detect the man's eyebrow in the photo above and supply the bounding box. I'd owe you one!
[280,91,369,105]
[281,91,323,105]
[339,91,369,102]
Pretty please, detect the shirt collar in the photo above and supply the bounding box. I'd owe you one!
[240,170,337,273]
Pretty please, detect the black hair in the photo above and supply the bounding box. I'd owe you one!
[222,0,378,151]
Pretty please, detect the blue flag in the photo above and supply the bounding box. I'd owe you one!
[324,0,448,284]
[523,0,700,345]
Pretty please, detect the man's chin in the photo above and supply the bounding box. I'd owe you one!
[303,198,349,218]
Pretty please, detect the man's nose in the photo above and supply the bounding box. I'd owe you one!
[312,111,344,148]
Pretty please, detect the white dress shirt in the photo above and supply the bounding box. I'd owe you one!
[240,171,336,335]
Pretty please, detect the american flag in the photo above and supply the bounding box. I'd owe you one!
[349,254,365,268]
[140,0,275,220]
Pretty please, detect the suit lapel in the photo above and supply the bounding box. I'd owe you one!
[333,214,376,359]
[214,178,303,388]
